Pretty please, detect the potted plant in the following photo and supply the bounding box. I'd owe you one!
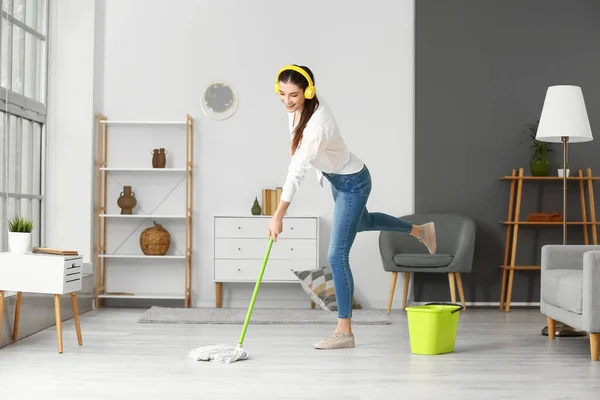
[7,216,34,254]
[521,120,553,176]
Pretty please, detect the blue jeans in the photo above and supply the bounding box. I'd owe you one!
[322,165,413,319]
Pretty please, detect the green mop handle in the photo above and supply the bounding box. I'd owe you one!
[237,236,274,347]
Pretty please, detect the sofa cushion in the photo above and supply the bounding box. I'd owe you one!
[393,253,453,268]
[542,269,583,314]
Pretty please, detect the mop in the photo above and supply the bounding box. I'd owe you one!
[187,237,274,363]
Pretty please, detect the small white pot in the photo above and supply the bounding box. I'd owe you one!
[8,231,32,254]
[558,168,570,177]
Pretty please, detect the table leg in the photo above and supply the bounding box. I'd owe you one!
[71,293,83,346]
[54,294,63,354]
[12,292,22,340]
[0,291,4,346]
[216,282,223,308]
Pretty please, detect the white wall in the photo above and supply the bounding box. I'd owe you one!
[51,0,415,309]
[46,0,97,264]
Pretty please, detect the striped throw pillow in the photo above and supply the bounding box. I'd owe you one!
[294,265,338,311]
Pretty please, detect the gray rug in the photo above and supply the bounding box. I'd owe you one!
[138,306,392,325]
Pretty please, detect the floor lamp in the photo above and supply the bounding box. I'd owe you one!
[535,85,594,337]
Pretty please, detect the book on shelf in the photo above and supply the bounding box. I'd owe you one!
[262,189,269,215]
[526,212,562,222]
[32,247,79,256]
[261,187,282,215]
[270,189,277,213]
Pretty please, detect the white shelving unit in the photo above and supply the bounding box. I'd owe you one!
[99,214,186,218]
[94,114,194,308]
[97,293,185,300]
[100,121,187,125]
[100,168,187,172]
[98,255,186,259]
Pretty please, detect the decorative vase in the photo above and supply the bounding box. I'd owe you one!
[151,148,167,168]
[530,160,550,177]
[140,221,171,255]
[151,149,159,168]
[251,197,262,215]
[8,231,32,254]
[117,186,137,214]
[158,148,167,168]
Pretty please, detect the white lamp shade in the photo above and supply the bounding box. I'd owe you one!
[535,85,593,143]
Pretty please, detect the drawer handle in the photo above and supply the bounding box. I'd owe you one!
[238,248,241,251]
[290,248,294,251]
[238,226,241,229]
[291,227,294,230]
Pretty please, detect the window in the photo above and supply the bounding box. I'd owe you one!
[0,0,48,251]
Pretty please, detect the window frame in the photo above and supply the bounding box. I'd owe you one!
[0,0,48,251]
[1,0,47,122]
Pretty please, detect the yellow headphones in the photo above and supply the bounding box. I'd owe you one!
[274,65,316,99]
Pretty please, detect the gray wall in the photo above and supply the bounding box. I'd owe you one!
[414,0,600,304]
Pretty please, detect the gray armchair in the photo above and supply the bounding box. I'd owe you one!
[540,245,600,361]
[379,213,476,313]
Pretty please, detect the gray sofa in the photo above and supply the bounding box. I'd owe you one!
[541,245,600,361]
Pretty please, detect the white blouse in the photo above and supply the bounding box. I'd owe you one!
[280,98,364,203]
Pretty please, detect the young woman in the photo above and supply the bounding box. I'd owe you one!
[268,65,437,350]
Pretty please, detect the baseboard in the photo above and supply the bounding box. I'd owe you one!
[411,301,540,308]
[191,297,541,309]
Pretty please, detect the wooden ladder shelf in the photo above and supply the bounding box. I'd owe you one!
[499,167,600,312]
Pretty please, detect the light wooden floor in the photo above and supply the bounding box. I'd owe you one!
[0,307,599,399]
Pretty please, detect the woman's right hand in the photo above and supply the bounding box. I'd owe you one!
[268,215,283,242]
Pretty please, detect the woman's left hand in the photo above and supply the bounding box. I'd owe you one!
[268,215,283,242]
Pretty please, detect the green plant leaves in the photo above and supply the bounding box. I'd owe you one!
[522,119,553,161]
[7,216,34,233]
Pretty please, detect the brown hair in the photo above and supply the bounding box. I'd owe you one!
[277,65,320,155]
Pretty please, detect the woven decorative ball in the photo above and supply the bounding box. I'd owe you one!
[140,221,171,255]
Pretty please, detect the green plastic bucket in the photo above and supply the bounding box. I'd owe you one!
[405,302,463,355]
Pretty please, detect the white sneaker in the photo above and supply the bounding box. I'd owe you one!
[313,331,355,350]
[418,222,437,254]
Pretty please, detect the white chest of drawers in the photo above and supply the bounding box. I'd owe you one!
[213,215,319,307]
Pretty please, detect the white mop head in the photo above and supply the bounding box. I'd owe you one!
[187,344,249,363]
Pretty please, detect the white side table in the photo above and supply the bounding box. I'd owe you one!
[0,252,84,353]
